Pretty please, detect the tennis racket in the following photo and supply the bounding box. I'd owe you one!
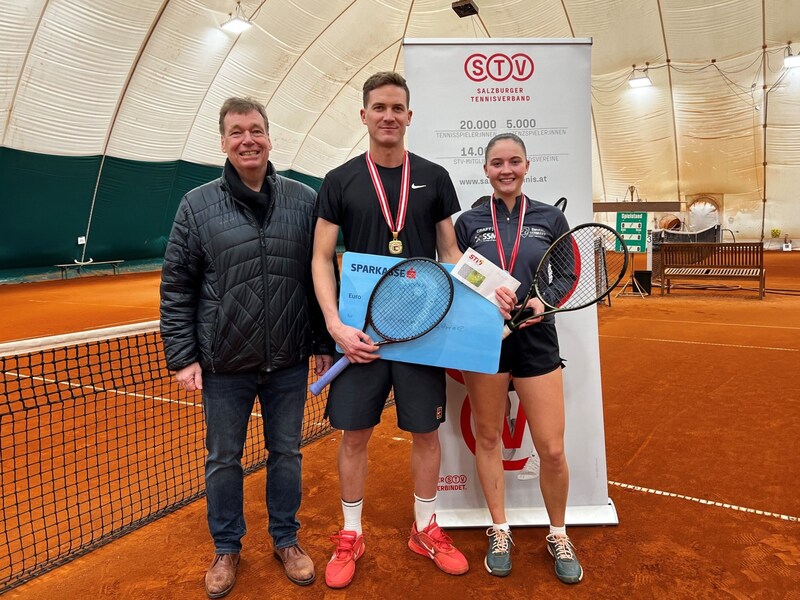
[502,223,628,339]
[309,257,454,396]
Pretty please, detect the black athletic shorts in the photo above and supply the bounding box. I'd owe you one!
[498,320,564,377]
[325,356,446,433]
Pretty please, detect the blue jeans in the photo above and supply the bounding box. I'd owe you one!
[202,362,308,553]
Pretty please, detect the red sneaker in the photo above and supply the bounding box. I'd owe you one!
[408,515,469,575]
[325,530,365,588]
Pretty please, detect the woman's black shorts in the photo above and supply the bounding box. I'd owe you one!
[498,320,564,377]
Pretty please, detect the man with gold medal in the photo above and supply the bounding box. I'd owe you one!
[312,71,515,589]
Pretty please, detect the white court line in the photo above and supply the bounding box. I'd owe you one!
[27,299,157,311]
[3,320,156,345]
[6,371,200,409]
[600,334,799,353]
[4,371,267,418]
[609,317,800,331]
[609,480,799,522]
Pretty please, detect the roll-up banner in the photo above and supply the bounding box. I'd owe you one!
[404,38,618,527]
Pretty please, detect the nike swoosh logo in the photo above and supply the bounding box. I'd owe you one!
[419,539,436,556]
[411,183,426,189]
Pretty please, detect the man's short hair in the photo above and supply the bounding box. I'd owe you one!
[218,97,269,135]
[362,71,410,108]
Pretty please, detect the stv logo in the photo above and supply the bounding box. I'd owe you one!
[464,53,535,82]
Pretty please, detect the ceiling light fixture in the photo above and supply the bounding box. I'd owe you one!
[628,73,653,88]
[628,63,652,88]
[221,2,252,33]
[784,43,800,69]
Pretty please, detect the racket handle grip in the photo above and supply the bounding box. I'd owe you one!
[309,354,352,396]
[501,324,512,340]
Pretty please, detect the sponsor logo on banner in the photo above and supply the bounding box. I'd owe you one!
[349,262,417,279]
[438,473,468,492]
[465,53,535,82]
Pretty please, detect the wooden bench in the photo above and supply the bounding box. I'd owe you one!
[55,260,124,279]
[660,243,765,299]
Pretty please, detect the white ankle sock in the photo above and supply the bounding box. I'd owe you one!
[493,522,510,532]
[414,494,436,530]
[549,524,567,537]
[342,498,363,535]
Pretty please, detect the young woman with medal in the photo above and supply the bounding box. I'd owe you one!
[312,72,518,589]
[454,133,585,584]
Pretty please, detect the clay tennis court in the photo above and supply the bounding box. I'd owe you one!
[1,254,798,599]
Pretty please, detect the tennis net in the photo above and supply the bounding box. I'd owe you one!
[0,321,334,592]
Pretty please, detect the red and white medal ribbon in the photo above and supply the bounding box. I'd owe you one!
[366,151,410,254]
[490,194,527,274]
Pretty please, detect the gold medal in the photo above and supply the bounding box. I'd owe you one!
[366,152,410,258]
[389,234,403,255]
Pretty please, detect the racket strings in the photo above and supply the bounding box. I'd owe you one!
[538,226,627,309]
[368,261,453,342]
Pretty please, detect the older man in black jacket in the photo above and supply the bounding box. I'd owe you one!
[160,97,333,598]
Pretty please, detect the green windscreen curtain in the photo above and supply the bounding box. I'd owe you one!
[0,147,327,270]
[88,158,221,261]
[1,147,101,268]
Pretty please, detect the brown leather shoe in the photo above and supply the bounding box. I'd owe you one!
[205,553,240,599]
[274,544,316,586]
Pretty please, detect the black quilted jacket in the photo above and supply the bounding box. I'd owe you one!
[160,162,333,374]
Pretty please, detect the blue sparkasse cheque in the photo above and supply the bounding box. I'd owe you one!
[338,252,502,374]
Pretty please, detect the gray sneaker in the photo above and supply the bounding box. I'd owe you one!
[517,451,541,480]
[484,527,513,577]
[545,533,583,584]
